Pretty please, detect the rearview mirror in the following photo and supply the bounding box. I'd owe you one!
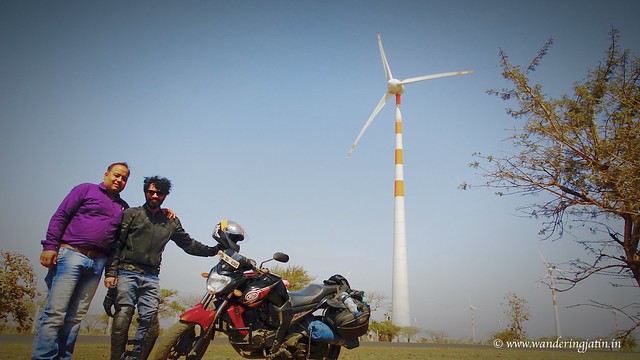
[273,252,289,263]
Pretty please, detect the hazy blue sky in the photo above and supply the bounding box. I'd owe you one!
[1,0,638,342]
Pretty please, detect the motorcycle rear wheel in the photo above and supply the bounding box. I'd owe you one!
[324,344,341,360]
[152,321,212,360]
[272,343,340,360]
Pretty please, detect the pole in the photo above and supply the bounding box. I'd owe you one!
[549,269,562,338]
[392,93,411,327]
[471,307,476,343]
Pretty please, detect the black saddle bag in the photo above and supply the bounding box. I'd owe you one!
[323,288,371,339]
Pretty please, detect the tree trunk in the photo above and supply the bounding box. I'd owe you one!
[625,215,640,287]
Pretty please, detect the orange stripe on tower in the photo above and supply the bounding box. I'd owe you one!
[395,149,403,165]
[395,121,402,134]
[394,180,405,197]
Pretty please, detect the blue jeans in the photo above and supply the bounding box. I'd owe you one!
[115,271,160,358]
[32,247,107,360]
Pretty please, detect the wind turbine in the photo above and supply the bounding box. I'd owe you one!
[469,304,479,343]
[538,249,565,338]
[347,33,471,326]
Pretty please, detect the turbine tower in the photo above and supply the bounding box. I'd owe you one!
[469,304,479,343]
[538,249,564,338]
[348,33,471,326]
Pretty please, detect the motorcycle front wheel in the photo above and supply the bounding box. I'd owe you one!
[152,321,212,360]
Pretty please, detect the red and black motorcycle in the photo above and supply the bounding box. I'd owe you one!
[152,248,368,360]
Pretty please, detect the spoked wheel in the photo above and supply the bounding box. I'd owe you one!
[152,321,212,360]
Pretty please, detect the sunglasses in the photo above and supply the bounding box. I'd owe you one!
[146,190,166,196]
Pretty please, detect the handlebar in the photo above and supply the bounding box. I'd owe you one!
[218,249,288,273]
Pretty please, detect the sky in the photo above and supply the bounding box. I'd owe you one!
[1,0,639,342]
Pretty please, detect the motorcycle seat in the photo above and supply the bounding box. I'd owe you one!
[288,283,338,308]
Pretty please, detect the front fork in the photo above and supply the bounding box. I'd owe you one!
[179,293,232,357]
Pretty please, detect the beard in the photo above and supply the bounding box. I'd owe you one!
[145,200,162,209]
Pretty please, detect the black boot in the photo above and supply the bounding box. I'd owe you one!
[111,305,135,360]
[136,314,159,360]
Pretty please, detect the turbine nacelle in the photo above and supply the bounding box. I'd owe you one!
[387,79,404,94]
[347,33,471,157]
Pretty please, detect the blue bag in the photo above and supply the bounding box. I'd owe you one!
[309,320,337,342]
[308,320,359,349]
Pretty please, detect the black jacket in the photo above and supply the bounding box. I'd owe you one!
[105,206,218,277]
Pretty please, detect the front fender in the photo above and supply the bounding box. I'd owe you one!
[180,303,217,330]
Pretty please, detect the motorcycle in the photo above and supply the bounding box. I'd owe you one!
[152,248,367,360]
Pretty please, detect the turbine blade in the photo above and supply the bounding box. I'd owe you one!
[401,70,472,85]
[538,249,551,267]
[553,266,571,273]
[378,33,393,81]
[348,93,390,157]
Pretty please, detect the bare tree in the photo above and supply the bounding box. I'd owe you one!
[81,314,103,335]
[568,300,640,339]
[423,329,449,343]
[100,313,111,335]
[363,291,387,313]
[465,29,639,333]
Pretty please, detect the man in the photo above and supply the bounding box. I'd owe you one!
[104,176,220,360]
[33,162,131,360]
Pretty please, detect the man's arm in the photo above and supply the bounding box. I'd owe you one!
[42,184,88,251]
[171,218,219,256]
[40,184,87,268]
[104,208,135,287]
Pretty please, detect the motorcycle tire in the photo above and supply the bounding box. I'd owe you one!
[151,321,212,360]
[308,316,341,360]
[325,344,341,360]
[270,344,340,360]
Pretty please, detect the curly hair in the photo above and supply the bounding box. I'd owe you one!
[143,176,172,195]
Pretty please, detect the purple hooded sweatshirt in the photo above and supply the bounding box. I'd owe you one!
[42,182,129,254]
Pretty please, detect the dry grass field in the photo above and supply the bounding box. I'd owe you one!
[1,337,637,360]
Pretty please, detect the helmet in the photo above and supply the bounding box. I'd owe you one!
[212,219,245,252]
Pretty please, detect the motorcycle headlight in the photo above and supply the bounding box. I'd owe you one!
[206,272,232,294]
